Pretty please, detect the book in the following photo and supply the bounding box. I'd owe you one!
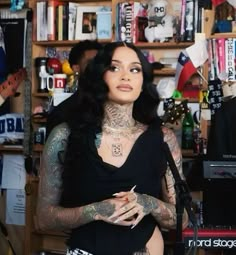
[47,0,60,41]
[118,2,133,43]
[68,2,79,40]
[96,6,112,40]
[62,4,68,40]
[57,3,68,41]
[212,38,219,78]
[36,1,47,41]
[133,2,148,43]
[216,38,225,75]
[225,38,235,81]
[207,39,215,81]
[134,16,148,43]
[184,0,195,41]
[57,4,63,40]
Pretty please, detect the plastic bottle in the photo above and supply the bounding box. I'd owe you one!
[182,109,194,149]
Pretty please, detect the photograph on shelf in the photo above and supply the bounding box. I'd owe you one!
[75,6,100,40]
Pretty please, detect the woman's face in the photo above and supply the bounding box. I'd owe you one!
[103,46,143,105]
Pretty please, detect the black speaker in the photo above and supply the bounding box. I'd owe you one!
[203,161,236,227]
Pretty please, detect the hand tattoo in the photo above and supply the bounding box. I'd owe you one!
[94,201,116,218]
[137,194,158,215]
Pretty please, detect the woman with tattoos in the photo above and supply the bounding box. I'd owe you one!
[36,42,188,255]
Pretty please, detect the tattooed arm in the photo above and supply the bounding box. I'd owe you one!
[36,123,134,231]
[152,126,189,229]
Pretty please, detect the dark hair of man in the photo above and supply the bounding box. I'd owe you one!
[68,40,102,67]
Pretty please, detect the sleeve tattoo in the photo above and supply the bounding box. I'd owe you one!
[36,123,100,231]
[150,127,189,229]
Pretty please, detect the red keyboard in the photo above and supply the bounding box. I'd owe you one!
[183,228,236,249]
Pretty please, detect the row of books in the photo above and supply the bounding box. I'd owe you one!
[36,1,112,41]
[35,0,211,43]
[208,38,236,81]
[115,0,210,43]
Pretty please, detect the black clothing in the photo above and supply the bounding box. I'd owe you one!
[46,91,79,138]
[207,97,236,160]
[60,122,167,255]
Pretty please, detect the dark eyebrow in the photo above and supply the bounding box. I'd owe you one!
[111,59,142,66]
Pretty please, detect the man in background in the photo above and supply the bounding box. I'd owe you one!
[46,40,102,138]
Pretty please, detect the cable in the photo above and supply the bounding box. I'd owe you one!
[185,225,198,255]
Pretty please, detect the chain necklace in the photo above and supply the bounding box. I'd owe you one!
[102,123,142,157]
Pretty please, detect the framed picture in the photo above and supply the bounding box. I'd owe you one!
[75,6,100,40]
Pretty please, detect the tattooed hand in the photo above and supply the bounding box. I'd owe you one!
[108,191,158,228]
[93,197,137,226]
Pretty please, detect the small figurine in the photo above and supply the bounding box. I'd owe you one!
[144,0,176,42]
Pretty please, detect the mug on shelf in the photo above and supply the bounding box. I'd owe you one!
[47,73,67,93]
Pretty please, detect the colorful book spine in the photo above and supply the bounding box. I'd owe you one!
[226,38,235,81]
[216,38,225,75]
[57,4,63,40]
[68,2,79,40]
[47,0,59,41]
[212,38,219,78]
[207,39,215,80]
[133,2,148,43]
[119,2,133,43]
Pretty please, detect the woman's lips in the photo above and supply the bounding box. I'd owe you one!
[117,84,132,91]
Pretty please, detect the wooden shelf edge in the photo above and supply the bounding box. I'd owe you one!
[0,145,23,152]
[33,39,111,46]
[135,41,193,48]
[33,40,193,48]
[32,92,49,98]
[209,33,236,39]
[34,144,44,152]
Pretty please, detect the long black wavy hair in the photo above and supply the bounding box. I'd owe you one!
[60,42,161,205]
[68,41,161,130]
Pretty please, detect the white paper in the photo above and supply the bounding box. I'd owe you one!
[1,154,25,189]
[186,40,208,68]
[6,189,25,226]
[53,93,73,106]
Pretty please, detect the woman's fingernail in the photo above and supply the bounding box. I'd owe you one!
[131,224,136,229]
[112,193,119,196]
[130,185,136,192]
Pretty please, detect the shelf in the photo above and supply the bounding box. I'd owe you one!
[32,92,50,98]
[209,33,236,39]
[0,145,23,152]
[34,144,44,152]
[0,0,10,4]
[33,117,47,124]
[135,41,193,49]
[182,149,198,158]
[33,39,111,47]
[154,68,175,76]
[33,40,193,49]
